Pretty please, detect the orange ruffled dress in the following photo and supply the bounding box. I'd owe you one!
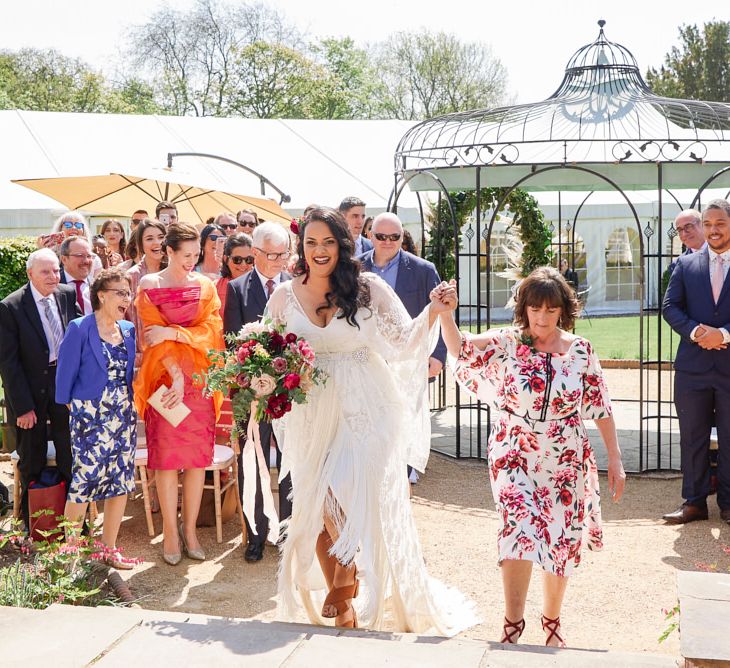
[133,277,224,470]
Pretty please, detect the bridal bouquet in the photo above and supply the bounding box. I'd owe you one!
[203,320,325,423]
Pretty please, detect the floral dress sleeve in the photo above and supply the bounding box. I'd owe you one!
[579,339,613,420]
[452,329,511,407]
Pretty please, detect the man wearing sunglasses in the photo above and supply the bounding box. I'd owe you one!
[223,222,293,563]
[359,213,446,378]
[215,212,239,237]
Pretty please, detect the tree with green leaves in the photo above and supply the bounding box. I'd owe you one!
[0,49,160,114]
[646,21,730,102]
[373,30,509,120]
[309,37,384,119]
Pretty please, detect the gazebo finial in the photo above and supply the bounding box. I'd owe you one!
[598,19,606,29]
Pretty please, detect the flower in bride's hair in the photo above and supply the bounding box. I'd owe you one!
[250,373,276,397]
[290,219,299,234]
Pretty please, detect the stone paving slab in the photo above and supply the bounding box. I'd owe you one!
[678,572,730,663]
[96,617,305,667]
[1,604,141,668]
[283,632,487,667]
[478,644,677,667]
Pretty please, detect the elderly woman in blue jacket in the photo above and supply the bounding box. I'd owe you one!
[56,267,137,568]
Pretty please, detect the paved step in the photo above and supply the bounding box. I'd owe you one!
[0,604,678,667]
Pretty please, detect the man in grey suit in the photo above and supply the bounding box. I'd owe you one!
[359,212,446,483]
[224,222,293,561]
[339,196,373,256]
[0,249,81,525]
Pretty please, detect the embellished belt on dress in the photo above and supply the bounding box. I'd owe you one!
[316,348,369,364]
[501,408,579,424]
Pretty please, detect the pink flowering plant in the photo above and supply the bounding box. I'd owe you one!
[202,319,326,424]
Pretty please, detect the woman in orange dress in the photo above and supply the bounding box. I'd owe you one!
[134,222,223,565]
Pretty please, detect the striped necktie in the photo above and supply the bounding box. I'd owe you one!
[41,297,63,359]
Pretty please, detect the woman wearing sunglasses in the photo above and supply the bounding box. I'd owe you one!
[37,211,103,276]
[195,223,225,279]
[215,233,254,318]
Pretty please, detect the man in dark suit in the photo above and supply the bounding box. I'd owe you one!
[0,248,81,526]
[338,196,373,256]
[359,212,447,483]
[663,199,730,525]
[224,222,293,562]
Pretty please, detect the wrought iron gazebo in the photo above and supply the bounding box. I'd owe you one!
[391,20,730,472]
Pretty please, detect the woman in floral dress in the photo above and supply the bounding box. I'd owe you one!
[438,266,626,648]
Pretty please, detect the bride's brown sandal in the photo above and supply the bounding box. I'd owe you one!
[501,617,525,644]
[322,569,359,628]
[541,614,566,647]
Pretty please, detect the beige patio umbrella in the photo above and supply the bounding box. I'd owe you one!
[12,170,292,225]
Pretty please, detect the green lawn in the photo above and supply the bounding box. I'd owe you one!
[467,315,679,361]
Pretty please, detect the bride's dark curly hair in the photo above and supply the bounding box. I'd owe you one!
[293,206,371,328]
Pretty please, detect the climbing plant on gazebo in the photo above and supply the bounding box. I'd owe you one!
[425,188,552,280]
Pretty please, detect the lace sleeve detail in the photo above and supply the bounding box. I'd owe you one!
[365,273,437,473]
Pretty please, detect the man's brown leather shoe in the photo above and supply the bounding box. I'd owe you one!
[720,509,730,525]
[662,504,709,524]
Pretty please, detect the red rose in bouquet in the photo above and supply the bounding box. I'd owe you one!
[201,319,326,425]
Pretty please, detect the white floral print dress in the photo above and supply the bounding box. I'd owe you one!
[454,327,612,577]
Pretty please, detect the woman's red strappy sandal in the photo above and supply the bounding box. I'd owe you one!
[500,617,525,643]
[541,614,566,647]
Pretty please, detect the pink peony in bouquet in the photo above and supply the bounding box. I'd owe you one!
[202,319,325,424]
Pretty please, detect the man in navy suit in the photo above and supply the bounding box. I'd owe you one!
[224,222,293,561]
[339,196,373,256]
[59,236,94,314]
[0,249,81,525]
[359,212,446,483]
[663,199,730,525]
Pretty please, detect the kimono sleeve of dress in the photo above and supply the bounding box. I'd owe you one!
[366,273,438,473]
[452,329,511,407]
[579,339,613,420]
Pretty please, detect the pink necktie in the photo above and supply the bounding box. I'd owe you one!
[712,256,724,304]
[266,279,275,299]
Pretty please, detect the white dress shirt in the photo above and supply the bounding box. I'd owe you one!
[29,283,63,362]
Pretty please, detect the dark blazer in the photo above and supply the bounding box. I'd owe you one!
[224,270,292,338]
[663,248,730,374]
[356,237,373,255]
[359,250,447,364]
[55,315,135,404]
[0,283,81,416]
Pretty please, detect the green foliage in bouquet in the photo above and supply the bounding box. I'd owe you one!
[202,320,326,424]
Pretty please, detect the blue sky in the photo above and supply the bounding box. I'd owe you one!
[2,0,725,103]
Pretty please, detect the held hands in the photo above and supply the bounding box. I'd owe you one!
[694,324,727,350]
[144,325,175,347]
[16,410,37,430]
[607,454,626,503]
[429,279,458,314]
[428,357,444,378]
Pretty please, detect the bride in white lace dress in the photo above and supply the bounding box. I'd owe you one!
[266,207,475,635]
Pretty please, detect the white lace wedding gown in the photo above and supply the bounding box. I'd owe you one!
[266,274,476,635]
